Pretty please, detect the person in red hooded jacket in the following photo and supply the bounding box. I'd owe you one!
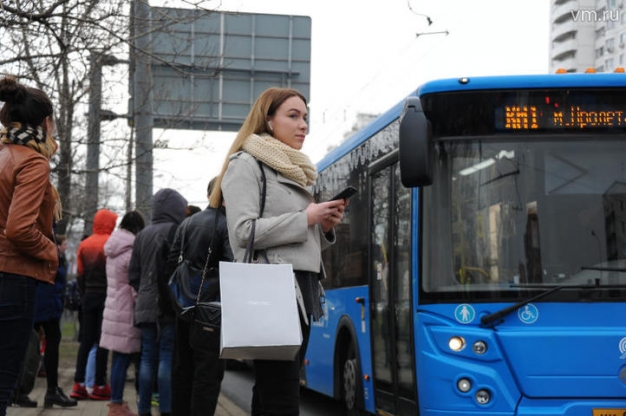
[70,209,118,401]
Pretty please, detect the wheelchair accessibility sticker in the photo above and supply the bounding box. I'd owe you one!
[517,303,539,324]
[619,337,626,359]
[454,304,476,324]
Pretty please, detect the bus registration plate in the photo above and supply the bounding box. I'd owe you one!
[592,409,626,416]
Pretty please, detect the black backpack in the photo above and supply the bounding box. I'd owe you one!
[64,279,82,311]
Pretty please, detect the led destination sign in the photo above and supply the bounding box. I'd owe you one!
[503,105,626,130]
[422,88,626,137]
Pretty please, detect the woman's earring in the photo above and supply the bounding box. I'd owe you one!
[268,122,273,132]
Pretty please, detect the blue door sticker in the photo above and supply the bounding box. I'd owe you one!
[454,304,476,324]
[619,337,626,359]
[517,303,539,324]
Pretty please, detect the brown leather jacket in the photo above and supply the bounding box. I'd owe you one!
[0,142,58,283]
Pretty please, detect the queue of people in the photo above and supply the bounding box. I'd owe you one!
[0,76,346,416]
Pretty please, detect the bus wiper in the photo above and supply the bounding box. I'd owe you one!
[480,283,593,327]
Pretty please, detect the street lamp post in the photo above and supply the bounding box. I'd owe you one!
[84,52,127,235]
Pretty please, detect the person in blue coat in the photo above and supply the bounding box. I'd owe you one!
[33,234,77,408]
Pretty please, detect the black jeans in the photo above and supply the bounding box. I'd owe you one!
[73,292,108,385]
[0,273,37,416]
[34,317,61,391]
[251,314,311,416]
[171,316,224,416]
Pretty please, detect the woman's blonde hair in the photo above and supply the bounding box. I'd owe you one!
[208,87,307,208]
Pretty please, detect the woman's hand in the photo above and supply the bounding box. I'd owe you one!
[306,200,346,233]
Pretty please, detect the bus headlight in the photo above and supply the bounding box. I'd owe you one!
[475,389,491,404]
[448,336,465,352]
[457,378,471,393]
[472,340,487,355]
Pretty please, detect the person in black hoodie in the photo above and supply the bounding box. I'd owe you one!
[129,188,187,416]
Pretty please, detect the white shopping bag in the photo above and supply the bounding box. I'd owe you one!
[219,261,302,361]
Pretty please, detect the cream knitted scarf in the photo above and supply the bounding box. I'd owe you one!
[242,133,317,187]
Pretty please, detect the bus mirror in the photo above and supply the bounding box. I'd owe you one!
[399,96,433,187]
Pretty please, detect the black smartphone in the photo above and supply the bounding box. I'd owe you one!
[329,186,357,201]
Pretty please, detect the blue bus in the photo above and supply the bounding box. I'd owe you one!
[305,73,626,416]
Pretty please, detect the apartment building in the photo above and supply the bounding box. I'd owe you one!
[550,0,625,72]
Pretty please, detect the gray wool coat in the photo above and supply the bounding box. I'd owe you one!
[221,151,334,274]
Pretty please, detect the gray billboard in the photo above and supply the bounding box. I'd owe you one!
[150,8,311,131]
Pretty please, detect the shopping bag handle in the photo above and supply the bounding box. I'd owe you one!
[243,160,267,264]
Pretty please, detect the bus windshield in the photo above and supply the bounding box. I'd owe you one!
[421,136,626,300]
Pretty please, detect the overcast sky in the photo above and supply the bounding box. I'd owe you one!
[147,0,550,206]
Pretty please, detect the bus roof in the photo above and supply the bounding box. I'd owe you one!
[316,73,626,172]
[418,73,626,94]
[316,92,415,172]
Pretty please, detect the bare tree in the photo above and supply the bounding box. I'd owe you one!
[0,0,130,235]
[1,0,226,237]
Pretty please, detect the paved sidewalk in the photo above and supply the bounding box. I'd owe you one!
[7,360,246,416]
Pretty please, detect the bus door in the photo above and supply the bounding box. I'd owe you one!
[369,155,417,415]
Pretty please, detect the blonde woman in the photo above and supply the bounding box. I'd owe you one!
[211,87,346,415]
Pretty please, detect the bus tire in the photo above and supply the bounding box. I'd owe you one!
[341,341,363,416]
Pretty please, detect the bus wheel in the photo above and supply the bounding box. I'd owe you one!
[342,342,361,415]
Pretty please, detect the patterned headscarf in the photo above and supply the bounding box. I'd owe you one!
[0,122,58,159]
[1,122,62,220]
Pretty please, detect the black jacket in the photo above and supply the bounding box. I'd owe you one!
[167,206,233,301]
[129,188,187,325]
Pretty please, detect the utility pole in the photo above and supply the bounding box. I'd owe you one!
[126,129,134,213]
[84,52,105,236]
[132,0,154,222]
